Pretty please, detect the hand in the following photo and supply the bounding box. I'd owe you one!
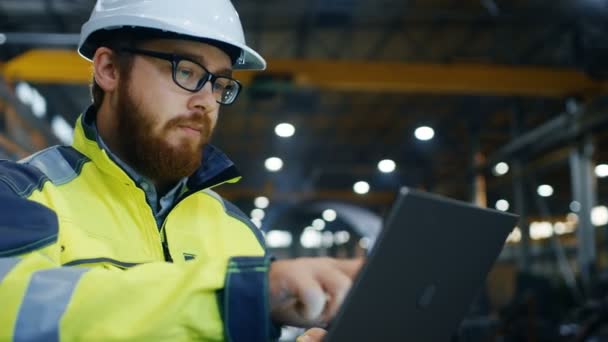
[296,327,327,342]
[269,257,364,327]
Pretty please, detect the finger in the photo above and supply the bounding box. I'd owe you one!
[268,276,295,310]
[333,258,365,279]
[297,327,328,342]
[316,269,352,321]
[295,275,328,322]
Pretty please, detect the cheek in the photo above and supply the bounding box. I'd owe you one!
[134,84,179,130]
[209,110,219,130]
[131,63,181,123]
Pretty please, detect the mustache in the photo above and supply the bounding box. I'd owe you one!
[165,113,212,138]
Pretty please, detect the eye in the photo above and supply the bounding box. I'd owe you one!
[214,78,235,91]
[213,82,226,92]
[177,67,194,79]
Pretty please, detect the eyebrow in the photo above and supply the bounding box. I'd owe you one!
[174,50,233,77]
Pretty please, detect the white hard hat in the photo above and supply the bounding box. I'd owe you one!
[78,0,266,70]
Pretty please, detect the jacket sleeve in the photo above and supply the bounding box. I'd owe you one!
[0,185,273,341]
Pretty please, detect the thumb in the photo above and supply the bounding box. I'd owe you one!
[299,283,327,321]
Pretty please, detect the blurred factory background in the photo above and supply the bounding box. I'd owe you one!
[2,0,608,340]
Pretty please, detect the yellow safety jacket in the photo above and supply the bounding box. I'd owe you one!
[0,107,274,341]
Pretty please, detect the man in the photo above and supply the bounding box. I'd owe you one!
[0,0,359,340]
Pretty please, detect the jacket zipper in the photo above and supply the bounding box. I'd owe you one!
[159,208,176,263]
[143,197,174,262]
[162,239,173,262]
[157,178,238,263]
[158,190,194,263]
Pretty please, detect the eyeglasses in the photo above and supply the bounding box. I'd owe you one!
[120,47,242,105]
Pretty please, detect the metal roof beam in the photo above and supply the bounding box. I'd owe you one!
[3,49,607,98]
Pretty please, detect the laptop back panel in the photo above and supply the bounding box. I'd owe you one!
[325,188,518,341]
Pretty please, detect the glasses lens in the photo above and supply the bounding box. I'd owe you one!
[174,59,207,91]
[213,77,240,104]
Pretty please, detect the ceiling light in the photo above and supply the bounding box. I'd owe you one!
[378,159,396,173]
[275,123,295,138]
[322,231,334,248]
[300,229,322,248]
[570,201,581,213]
[592,206,608,227]
[265,157,283,172]
[254,196,269,209]
[530,222,553,240]
[495,199,510,212]
[51,116,74,145]
[334,231,351,245]
[493,162,509,176]
[265,230,292,248]
[322,209,337,222]
[537,184,554,197]
[358,237,371,249]
[353,181,370,195]
[596,164,608,178]
[250,209,265,221]
[312,219,325,231]
[414,126,434,141]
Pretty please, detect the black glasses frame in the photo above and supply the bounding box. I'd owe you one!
[119,47,242,105]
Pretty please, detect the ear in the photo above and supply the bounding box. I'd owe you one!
[92,47,121,93]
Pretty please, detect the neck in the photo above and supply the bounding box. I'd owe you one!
[155,180,178,197]
[96,103,123,161]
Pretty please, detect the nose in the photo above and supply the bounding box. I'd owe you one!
[188,81,218,113]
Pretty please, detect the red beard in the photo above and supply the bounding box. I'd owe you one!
[114,81,212,183]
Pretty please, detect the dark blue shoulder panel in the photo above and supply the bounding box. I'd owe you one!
[0,194,59,257]
[0,146,86,257]
[0,146,89,198]
[0,159,49,198]
[57,146,90,174]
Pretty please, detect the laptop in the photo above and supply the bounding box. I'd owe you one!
[324,187,518,341]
